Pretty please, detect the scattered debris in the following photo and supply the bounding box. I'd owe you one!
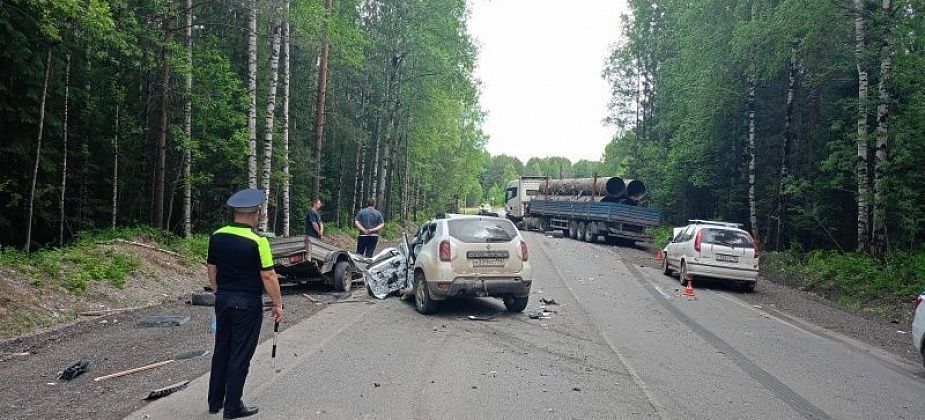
[896,330,907,334]
[467,313,502,321]
[528,310,552,320]
[302,293,320,303]
[79,307,141,317]
[136,315,190,327]
[539,298,558,305]
[572,386,581,392]
[58,361,89,381]
[189,292,215,306]
[489,370,498,377]
[144,381,190,400]
[373,382,381,388]
[328,299,368,305]
[471,385,478,389]
[358,247,412,299]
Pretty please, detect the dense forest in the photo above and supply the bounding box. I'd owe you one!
[0,0,487,250]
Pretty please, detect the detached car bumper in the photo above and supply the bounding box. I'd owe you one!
[428,276,532,300]
[687,262,758,282]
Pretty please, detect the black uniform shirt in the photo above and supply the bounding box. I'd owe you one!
[207,223,274,299]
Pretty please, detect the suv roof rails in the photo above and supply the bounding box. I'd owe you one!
[688,219,744,229]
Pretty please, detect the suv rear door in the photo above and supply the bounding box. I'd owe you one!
[447,218,523,275]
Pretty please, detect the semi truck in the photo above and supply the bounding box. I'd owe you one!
[504,176,661,245]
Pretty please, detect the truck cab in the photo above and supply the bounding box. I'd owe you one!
[504,176,545,222]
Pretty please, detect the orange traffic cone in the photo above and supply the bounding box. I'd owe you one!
[682,278,695,297]
[655,249,664,261]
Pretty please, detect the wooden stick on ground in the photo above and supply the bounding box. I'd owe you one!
[78,307,142,317]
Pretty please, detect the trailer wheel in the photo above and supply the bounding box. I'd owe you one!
[568,221,578,239]
[577,222,586,241]
[333,261,353,293]
[539,217,549,232]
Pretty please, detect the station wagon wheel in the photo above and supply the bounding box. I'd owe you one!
[662,254,672,276]
[679,262,690,286]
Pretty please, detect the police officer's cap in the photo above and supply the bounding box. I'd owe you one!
[227,188,266,213]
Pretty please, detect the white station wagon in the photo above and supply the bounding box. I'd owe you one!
[662,220,759,291]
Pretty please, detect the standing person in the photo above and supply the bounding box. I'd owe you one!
[354,197,384,257]
[304,198,324,239]
[207,188,283,419]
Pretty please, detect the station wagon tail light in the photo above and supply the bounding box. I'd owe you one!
[751,237,760,258]
[520,241,529,261]
[916,294,923,311]
[439,240,451,262]
[693,230,703,252]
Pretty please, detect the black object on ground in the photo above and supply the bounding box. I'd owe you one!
[58,360,89,381]
[539,298,558,305]
[136,315,191,327]
[145,380,190,400]
[190,292,216,306]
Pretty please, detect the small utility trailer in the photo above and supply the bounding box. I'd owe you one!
[268,235,358,292]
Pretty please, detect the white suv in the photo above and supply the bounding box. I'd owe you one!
[662,220,759,291]
[408,215,532,314]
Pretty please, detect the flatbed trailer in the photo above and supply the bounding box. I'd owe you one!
[268,235,358,292]
[526,199,661,244]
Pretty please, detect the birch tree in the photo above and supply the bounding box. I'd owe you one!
[24,50,53,251]
[313,0,334,201]
[259,21,283,232]
[182,0,193,236]
[59,54,71,246]
[871,0,894,255]
[855,0,871,252]
[280,0,291,236]
[247,0,258,189]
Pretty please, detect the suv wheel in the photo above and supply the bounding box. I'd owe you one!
[414,271,438,314]
[503,296,529,312]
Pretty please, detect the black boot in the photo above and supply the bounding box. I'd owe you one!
[223,405,259,419]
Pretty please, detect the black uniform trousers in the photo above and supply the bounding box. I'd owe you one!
[208,294,263,413]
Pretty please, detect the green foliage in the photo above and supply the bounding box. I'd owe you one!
[647,225,674,250]
[764,247,925,318]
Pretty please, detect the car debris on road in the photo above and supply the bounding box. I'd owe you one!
[58,360,89,381]
[144,381,190,400]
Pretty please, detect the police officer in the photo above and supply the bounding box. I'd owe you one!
[207,188,283,419]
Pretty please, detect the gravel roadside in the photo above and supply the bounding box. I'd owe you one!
[0,284,359,420]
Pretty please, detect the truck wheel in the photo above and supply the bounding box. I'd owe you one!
[568,222,578,239]
[503,296,529,312]
[584,222,596,243]
[333,261,353,293]
[414,271,438,314]
[577,222,586,241]
[539,218,549,232]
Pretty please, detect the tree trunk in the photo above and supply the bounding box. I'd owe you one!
[872,0,893,256]
[776,41,798,250]
[281,0,291,236]
[259,22,283,232]
[313,0,334,201]
[25,49,53,251]
[59,54,71,246]
[112,103,120,229]
[746,74,759,244]
[155,0,173,229]
[854,0,870,252]
[182,0,193,236]
[247,0,258,188]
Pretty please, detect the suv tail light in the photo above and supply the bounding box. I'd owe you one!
[439,240,451,262]
[520,241,529,261]
[693,230,703,252]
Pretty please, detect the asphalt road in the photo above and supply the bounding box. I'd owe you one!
[127,232,925,420]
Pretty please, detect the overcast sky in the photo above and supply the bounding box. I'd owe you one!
[468,0,628,163]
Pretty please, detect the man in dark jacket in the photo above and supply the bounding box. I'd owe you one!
[354,197,384,257]
[304,198,324,239]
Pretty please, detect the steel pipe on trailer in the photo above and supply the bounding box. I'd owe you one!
[538,177,627,198]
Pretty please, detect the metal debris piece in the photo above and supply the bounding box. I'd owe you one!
[59,360,89,381]
[136,315,190,327]
[189,292,215,306]
[539,298,558,305]
[144,381,190,400]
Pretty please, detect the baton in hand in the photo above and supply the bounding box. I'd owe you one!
[272,320,279,372]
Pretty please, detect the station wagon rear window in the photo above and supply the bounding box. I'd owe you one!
[448,219,518,243]
[702,229,753,248]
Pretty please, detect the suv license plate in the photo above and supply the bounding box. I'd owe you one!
[716,254,739,263]
[472,258,506,267]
